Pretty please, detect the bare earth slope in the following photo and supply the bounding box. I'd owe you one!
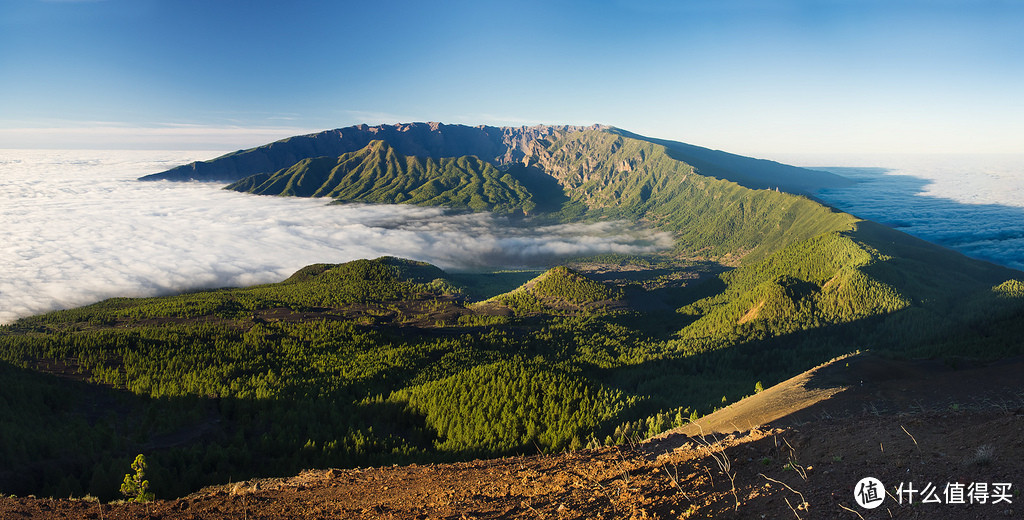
[4,353,1021,519]
[664,351,1024,437]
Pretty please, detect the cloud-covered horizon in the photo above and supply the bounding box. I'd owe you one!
[0,150,673,324]
[804,153,1024,271]
[0,123,321,150]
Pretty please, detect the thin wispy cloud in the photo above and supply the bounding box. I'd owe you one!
[0,150,672,324]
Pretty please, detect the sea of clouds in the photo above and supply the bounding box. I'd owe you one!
[6,150,1023,325]
[0,150,673,324]
[773,153,1024,271]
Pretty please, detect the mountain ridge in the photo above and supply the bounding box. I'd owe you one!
[139,123,604,183]
[140,122,850,196]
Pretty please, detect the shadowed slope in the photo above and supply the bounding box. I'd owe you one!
[609,127,854,194]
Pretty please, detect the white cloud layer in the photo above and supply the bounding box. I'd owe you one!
[773,153,1024,271]
[0,150,673,324]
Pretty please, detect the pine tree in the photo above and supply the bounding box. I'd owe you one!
[120,454,154,502]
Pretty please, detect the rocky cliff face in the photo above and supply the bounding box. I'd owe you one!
[139,122,607,182]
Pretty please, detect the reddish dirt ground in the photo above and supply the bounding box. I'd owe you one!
[3,354,1022,519]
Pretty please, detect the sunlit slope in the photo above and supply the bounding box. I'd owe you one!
[678,228,908,347]
[483,265,625,315]
[537,130,858,262]
[388,358,635,452]
[672,220,1022,354]
[225,140,536,215]
[1,257,456,327]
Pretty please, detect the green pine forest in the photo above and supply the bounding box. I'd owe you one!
[3,128,1023,501]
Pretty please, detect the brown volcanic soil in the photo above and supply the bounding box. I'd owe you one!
[3,354,1023,520]
[671,352,1024,437]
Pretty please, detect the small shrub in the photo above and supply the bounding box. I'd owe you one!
[120,454,154,502]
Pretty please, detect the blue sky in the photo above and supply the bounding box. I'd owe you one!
[1,0,1022,154]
